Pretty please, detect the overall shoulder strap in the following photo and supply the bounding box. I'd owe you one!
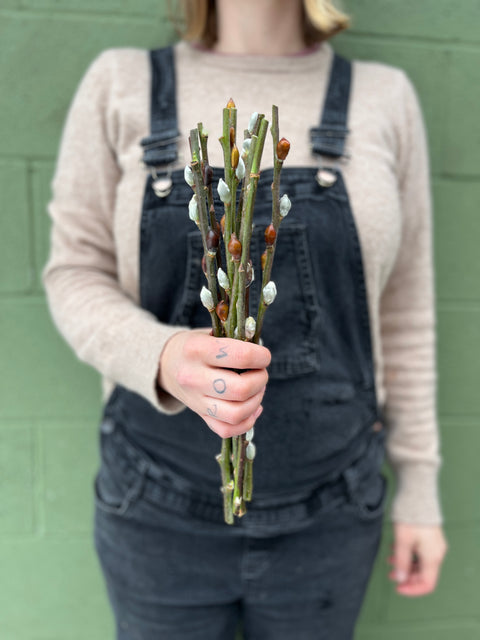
[310,52,352,159]
[141,46,179,168]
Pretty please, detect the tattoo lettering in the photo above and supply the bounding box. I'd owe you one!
[213,378,227,395]
[216,345,228,359]
[207,404,218,417]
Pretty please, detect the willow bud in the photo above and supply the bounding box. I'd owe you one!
[245,427,254,442]
[245,316,256,340]
[248,112,258,134]
[188,194,199,223]
[217,178,232,204]
[228,233,242,261]
[217,268,230,292]
[246,260,254,287]
[263,281,277,305]
[279,194,291,218]
[201,255,207,276]
[216,300,229,322]
[206,229,220,257]
[276,137,291,161]
[203,163,213,187]
[264,224,276,247]
[229,126,235,147]
[242,138,252,155]
[226,98,236,109]
[261,250,267,271]
[236,156,246,180]
[184,165,195,187]
[246,442,256,460]
[200,286,214,311]
[231,145,239,169]
[220,215,226,234]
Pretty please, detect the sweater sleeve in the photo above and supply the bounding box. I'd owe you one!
[42,50,187,415]
[380,70,444,525]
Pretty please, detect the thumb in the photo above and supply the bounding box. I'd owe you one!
[393,537,413,583]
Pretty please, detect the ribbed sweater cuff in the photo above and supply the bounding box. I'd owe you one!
[389,462,444,526]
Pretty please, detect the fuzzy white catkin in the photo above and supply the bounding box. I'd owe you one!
[200,286,214,310]
[245,316,256,339]
[217,178,231,204]
[279,194,291,217]
[236,156,246,180]
[263,281,277,305]
[184,165,195,187]
[217,268,230,291]
[188,194,199,223]
[248,112,258,134]
[246,442,256,460]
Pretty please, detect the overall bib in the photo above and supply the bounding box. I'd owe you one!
[93,46,389,640]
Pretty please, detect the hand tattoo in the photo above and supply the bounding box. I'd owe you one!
[213,378,227,394]
[216,345,228,359]
[207,404,218,417]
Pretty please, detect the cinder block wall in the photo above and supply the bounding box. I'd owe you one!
[0,1,478,638]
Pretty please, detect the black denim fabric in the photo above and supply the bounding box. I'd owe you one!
[93,46,389,639]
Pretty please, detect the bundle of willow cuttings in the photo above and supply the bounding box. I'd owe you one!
[186,100,291,524]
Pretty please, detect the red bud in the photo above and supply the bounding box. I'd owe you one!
[228,233,242,261]
[216,300,229,322]
[276,137,290,161]
[264,224,276,247]
[206,229,220,256]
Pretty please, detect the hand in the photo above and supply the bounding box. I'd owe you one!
[158,328,271,439]
[388,522,449,596]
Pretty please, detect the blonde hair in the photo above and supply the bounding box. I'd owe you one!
[172,0,350,48]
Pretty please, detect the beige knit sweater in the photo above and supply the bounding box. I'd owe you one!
[42,39,443,525]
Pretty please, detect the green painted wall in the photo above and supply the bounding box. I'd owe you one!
[0,1,478,638]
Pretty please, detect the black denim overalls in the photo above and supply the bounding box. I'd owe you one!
[94,47,388,537]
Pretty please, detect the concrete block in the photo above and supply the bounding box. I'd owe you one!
[437,307,480,415]
[0,12,175,158]
[444,49,480,176]
[0,159,32,292]
[42,421,100,533]
[0,297,102,419]
[0,425,35,534]
[0,538,113,639]
[433,179,480,302]
[342,0,480,43]
[439,419,480,524]
[31,160,55,292]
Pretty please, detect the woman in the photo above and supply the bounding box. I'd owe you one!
[43,0,448,637]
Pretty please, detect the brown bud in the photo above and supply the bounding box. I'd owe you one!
[206,229,220,256]
[276,137,291,161]
[226,98,236,109]
[228,233,242,261]
[215,220,221,237]
[203,163,213,186]
[261,250,267,271]
[264,224,276,247]
[231,145,239,169]
[220,215,225,234]
[229,126,235,147]
[216,300,229,323]
[201,255,207,276]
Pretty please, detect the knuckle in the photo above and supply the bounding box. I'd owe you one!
[175,365,193,389]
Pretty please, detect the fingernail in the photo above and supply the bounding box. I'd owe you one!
[395,569,407,583]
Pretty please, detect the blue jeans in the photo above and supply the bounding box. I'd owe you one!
[93,420,387,640]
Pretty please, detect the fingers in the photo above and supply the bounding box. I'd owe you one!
[177,364,268,403]
[206,405,264,439]
[203,388,266,426]
[185,334,272,370]
[388,524,449,597]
